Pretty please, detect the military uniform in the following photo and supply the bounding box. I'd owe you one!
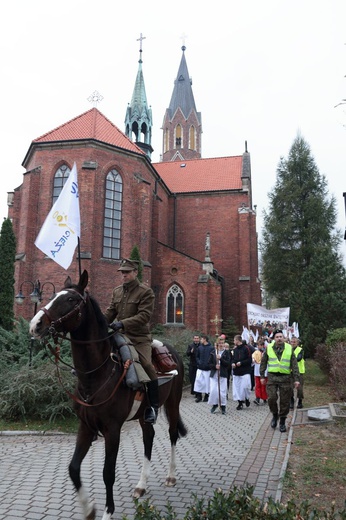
[260,339,300,429]
[293,344,305,406]
[104,267,156,380]
[104,258,158,424]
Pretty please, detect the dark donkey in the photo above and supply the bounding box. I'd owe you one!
[29,270,187,520]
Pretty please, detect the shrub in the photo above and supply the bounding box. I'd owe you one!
[314,343,332,373]
[0,361,75,422]
[329,344,346,400]
[125,487,346,519]
[0,318,75,422]
[326,328,346,347]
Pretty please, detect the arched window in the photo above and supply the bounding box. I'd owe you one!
[166,284,184,324]
[103,169,123,259]
[175,124,182,148]
[189,125,196,150]
[164,128,169,153]
[53,164,70,204]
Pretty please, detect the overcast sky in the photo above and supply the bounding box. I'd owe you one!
[1,0,346,263]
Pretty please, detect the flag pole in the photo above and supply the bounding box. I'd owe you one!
[77,237,82,278]
[343,192,346,240]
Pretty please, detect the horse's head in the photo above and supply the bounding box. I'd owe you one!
[29,270,89,339]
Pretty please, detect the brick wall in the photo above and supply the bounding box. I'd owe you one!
[9,139,260,330]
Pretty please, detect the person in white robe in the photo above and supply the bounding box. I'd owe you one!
[208,340,231,414]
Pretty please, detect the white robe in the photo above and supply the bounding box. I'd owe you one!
[232,373,251,401]
[208,372,228,406]
[194,369,210,394]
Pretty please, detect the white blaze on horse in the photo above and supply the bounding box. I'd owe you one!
[29,270,187,520]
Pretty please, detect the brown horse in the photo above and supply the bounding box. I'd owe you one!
[29,270,187,520]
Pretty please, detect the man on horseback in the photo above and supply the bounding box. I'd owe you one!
[104,258,159,424]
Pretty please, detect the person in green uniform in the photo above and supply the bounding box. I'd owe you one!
[260,329,300,433]
[290,336,305,409]
[104,258,158,424]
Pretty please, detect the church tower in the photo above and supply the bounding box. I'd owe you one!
[162,46,202,162]
[125,34,153,159]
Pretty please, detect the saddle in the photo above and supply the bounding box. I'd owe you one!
[151,339,178,374]
[111,334,177,389]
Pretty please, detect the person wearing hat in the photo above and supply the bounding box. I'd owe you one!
[104,258,158,424]
[259,329,300,433]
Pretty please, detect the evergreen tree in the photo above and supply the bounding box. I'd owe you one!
[0,218,16,330]
[261,134,346,353]
[298,246,346,352]
[130,244,143,282]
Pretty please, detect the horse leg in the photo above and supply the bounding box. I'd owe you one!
[133,420,155,498]
[166,444,177,487]
[100,428,121,520]
[165,396,187,487]
[69,428,96,520]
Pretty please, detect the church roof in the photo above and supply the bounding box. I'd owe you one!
[33,108,145,155]
[154,156,243,193]
[167,46,201,123]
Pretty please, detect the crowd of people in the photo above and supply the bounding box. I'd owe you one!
[186,330,305,432]
[104,257,304,433]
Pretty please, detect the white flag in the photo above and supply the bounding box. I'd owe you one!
[35,162,80,269]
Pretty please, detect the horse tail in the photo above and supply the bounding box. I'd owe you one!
[177,415,188,438]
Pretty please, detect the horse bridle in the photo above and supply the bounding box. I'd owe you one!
[42,288,87,339]
[41,287,130,407]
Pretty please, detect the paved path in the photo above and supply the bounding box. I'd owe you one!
[0,389,295,520]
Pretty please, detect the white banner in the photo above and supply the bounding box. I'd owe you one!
[247,303,290,330]
[35,162,80,269]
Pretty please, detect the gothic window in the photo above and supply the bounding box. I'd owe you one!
[189,125,196,150]
[164,129,169,153]
[52,164,71,204]
[103,169,123,259]
[166,284,184,324]
[175,124,182,148]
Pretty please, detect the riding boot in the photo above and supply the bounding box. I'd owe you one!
[297,398,303,409]
[279,417,287,433]
[271,413,278,429]
[144,379,159,424]
[290,397,294,409]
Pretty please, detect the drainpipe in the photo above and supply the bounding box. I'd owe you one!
[173,193,177,249]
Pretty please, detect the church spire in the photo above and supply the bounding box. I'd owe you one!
[125,33,153,159]
[162,45,202,162]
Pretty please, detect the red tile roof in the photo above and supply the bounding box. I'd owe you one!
[33,108,145,155]
[154,156,243,193]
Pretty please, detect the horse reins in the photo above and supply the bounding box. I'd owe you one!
[41,287,131,407]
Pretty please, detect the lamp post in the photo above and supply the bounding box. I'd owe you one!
[15,280,56,366]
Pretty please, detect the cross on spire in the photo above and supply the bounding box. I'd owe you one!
[137,32,146,62]
[87,90,103,107]
[180,32,188,50]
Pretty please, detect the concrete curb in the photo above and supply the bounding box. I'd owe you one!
[275,407,297,502]
[0,430,68,436]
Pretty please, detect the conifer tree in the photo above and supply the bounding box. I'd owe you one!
[130,244,143,282]
[261,134,346,353]
[0,218,16,330]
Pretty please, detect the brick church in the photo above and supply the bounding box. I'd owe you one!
[9,43,261,334]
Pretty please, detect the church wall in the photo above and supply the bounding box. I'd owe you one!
[11,143,159,319]
[151,241,221,331]
[151,180,171,245]
[197,277,222,338]
[171,190,260,329]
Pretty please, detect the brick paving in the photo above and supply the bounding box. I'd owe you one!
[0,389,295,519]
